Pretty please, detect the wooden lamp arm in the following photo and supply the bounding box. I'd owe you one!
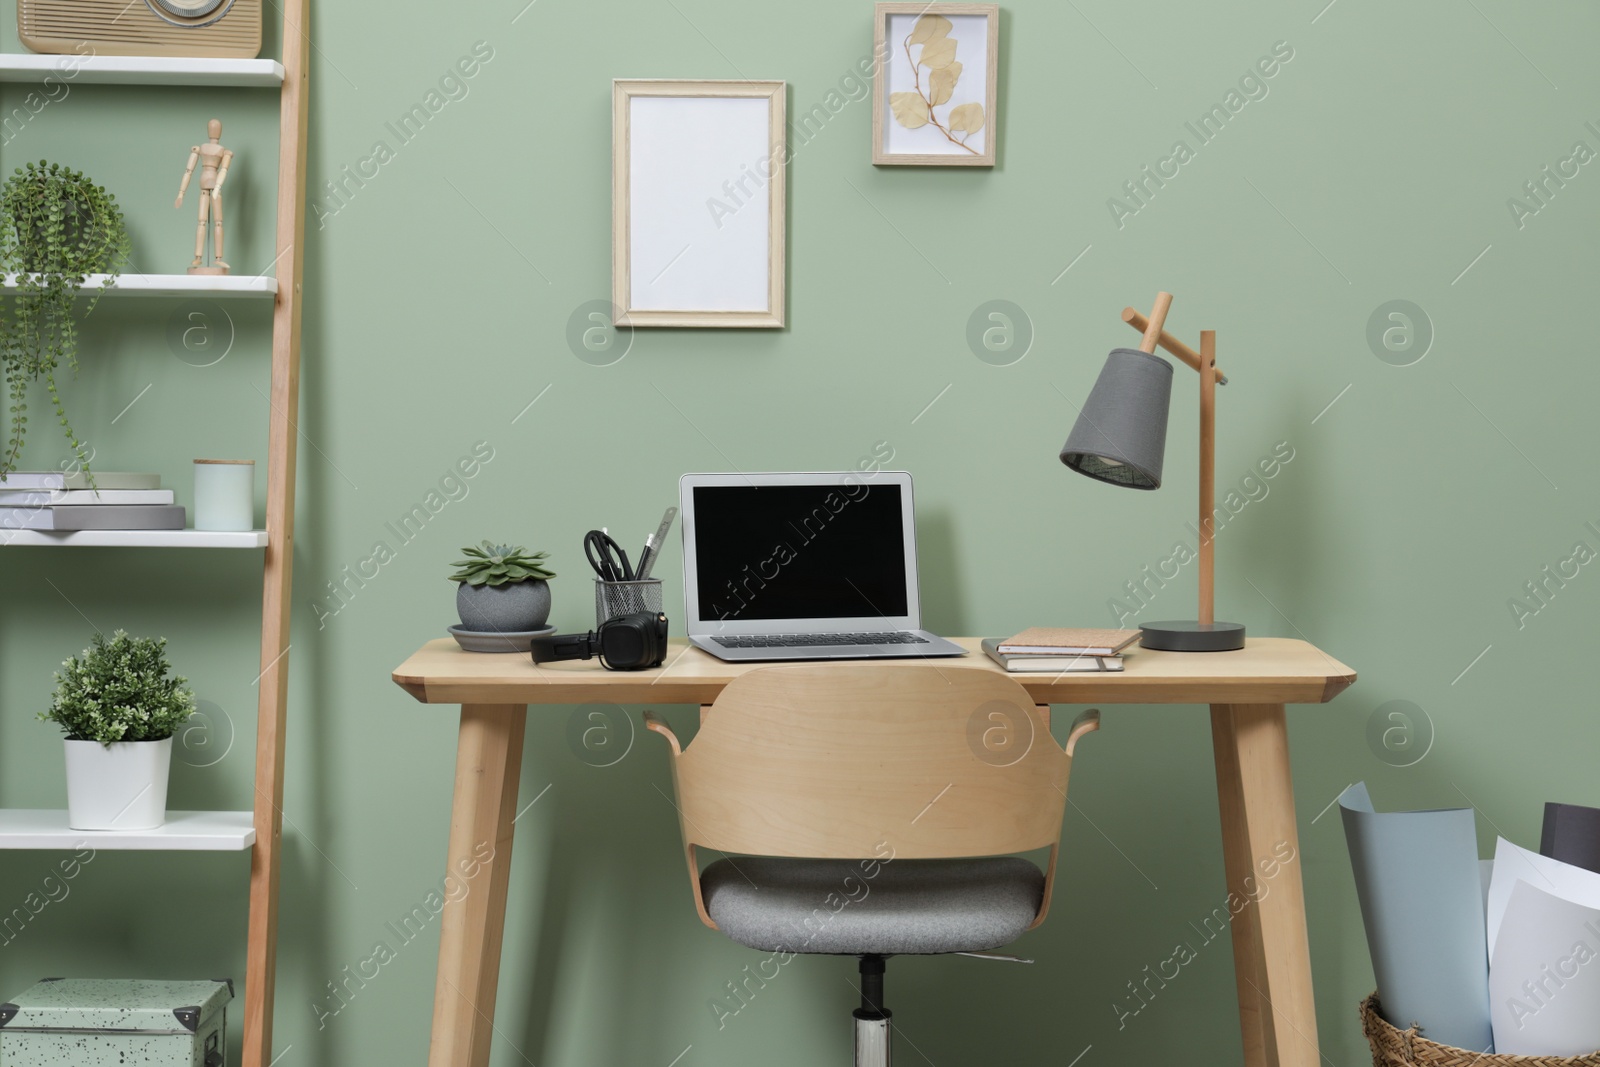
[1198,330,1217,625]
[1122,306,1229,384]
[642,710,681,755]
[1124,292,1226,628]
[1137,292,1173,352]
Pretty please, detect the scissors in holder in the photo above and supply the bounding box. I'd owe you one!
[584,530,635,583]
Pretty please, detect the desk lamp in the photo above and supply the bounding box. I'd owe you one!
[1059,292,1246,652]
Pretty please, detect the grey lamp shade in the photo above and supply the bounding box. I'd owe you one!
[1060,348,1173,490]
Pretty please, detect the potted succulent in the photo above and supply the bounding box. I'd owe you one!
[450,541,555,633]
[38,631,196,831]
[0,161,131,481]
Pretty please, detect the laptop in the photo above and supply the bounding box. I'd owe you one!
[679,471,967,662]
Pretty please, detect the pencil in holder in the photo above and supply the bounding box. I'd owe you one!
[595,579,663,628]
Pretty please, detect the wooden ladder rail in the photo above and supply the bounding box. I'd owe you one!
[242,1,311,1065]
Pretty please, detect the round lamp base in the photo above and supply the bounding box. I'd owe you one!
[1139,620,1247,652]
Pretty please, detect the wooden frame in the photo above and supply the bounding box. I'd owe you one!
[612,79,786,328]
[872,3,998,167]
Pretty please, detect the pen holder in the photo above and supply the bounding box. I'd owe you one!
[595,579,663,628]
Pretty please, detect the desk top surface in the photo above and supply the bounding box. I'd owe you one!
[393,637,1356,707]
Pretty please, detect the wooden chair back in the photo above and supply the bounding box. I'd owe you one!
[645,663,1098,929]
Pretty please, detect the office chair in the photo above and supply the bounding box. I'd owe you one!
[644,664,1099,1065]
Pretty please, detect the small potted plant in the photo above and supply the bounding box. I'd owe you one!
[0,161,131,481]
[38,631,196,831]
[450,541,555,634]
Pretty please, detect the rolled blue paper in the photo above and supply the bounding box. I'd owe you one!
[1340,782,1494,1051]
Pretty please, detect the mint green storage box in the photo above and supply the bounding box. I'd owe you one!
[0,979,231,1066]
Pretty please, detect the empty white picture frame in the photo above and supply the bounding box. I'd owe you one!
[872,3,998,166]
[612,79,787,328]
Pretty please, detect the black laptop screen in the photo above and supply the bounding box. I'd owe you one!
[692,483,910,623]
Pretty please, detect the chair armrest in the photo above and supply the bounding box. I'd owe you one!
[643,710,681,755]
[1065,708,1100,757]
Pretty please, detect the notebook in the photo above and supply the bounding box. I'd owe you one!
[0,471,160,490]
[998,627,1140,656]
[0,489,175,506]
[981,638,1123,673]
[0,505,186,531]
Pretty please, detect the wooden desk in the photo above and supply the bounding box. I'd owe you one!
[393,636,1356,1067]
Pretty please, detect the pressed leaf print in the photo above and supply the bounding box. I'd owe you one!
[928,62,961,106]
[948,102,986,135]
[889,92,931,129]
[891,14,984,154]
[918,37,958,69]
[908,13,951,43]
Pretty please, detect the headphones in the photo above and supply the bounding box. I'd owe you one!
[530,611,669,671]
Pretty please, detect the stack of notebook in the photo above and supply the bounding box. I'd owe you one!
[0,472,184,530]
[982,627,1140,673]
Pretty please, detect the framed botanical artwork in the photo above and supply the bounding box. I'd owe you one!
[612,79,787,328]
[872,3,998,167]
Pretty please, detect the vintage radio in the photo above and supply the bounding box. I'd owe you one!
[19,0,262,59]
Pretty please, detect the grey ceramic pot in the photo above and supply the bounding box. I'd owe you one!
[455,579,551,633]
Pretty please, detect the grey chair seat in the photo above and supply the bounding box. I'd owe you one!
[701,856,1045,956]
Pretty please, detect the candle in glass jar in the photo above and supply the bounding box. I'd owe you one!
[193,459,255,531]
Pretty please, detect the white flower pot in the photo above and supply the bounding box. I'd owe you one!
[63,737,172,831]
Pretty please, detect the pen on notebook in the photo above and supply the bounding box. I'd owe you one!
[635,506,678,581]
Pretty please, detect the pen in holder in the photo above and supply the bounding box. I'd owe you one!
[596,578,663,629]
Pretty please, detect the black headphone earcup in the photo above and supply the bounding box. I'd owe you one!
[598,622,647,667]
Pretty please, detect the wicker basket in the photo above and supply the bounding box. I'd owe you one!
[1362,994,1600,1066]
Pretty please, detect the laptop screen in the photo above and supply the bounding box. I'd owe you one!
[690,482,910,624]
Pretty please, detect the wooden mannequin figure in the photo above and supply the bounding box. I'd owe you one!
[175,119,234,275]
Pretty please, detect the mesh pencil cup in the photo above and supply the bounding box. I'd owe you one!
[596,579,663,628]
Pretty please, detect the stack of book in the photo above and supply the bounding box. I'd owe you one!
[982,627,1140,673]
[0,472,184,531]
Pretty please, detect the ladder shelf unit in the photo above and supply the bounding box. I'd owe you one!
[0,4,310,1066]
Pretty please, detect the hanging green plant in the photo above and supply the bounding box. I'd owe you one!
[0,161,131,482]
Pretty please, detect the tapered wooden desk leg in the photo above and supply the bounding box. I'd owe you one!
[1210,703,1319,1067]
[429,704,528,1067]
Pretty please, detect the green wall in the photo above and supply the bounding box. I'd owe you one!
[3,0,1599,1062]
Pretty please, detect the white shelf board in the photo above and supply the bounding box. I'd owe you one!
[0,810,254,851]
[0,53,283,87]
[1,273,277,299]
[1,529,267,548]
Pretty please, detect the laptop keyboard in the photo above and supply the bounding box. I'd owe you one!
[712,632,930,649]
